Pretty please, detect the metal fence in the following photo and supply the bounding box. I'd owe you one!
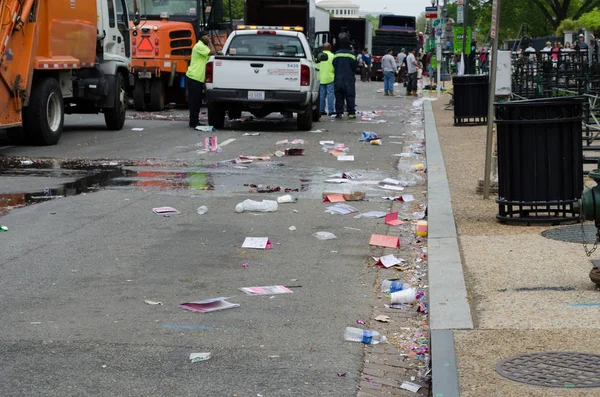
[511,50,600,99]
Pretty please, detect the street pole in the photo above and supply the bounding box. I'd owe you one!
[436,0,441,98]
[483,0,500,199]
[462,0,468,74]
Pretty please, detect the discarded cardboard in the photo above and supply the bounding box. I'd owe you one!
[152,207,181,215]
[385,212,405,226]
[323,194,346,203]
[369,234,400,248]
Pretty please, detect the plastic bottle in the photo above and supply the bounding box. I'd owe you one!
[277,195,298,204]
[235,199,278,213]
[391,288,418,304]
[381,279,410,294]
[344,327,387,344]
[197,205,208,215]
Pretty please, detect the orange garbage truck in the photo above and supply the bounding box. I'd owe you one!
[0,0,139,145]
[127,0,231,111]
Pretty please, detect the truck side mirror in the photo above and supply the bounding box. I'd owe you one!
[317,52,329,62]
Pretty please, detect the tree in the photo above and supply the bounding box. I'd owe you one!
[416,12,426,33]
[365,14,379,31]
[578,7,600,33]
[223,0,244,21]
[529,0,600,30]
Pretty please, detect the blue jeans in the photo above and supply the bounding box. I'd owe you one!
[320,83,334,114]
[384,71,395,94]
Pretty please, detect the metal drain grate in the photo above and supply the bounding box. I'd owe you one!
[496,352,600,388]
[542,224,597,244]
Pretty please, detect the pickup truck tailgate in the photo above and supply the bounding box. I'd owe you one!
[213,57,302,91]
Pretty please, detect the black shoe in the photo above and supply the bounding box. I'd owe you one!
[334,114,343,119]
[321,111,327,116]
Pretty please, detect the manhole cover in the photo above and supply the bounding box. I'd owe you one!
[542,224,597,244]
[496,352,600,388]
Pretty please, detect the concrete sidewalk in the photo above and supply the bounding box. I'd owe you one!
[426,91,600,397]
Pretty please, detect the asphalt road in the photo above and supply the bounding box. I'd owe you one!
[0,82,426,396]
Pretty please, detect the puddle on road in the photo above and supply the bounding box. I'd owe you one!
[0,153,411,215]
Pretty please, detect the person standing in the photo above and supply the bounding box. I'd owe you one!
[186,30,216,128]
[358,48,372,82]
[332,39,358,119]
[317,43,335,116]
[405,48,418,96]
[397,48,407,83]
[381,49,397,96]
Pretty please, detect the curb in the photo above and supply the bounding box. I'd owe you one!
[424,100,474,397]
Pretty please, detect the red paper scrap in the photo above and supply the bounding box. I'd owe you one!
[385,212,404,226]
[369,234,400,248]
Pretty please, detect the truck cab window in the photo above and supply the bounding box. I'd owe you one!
[108,1,116,28]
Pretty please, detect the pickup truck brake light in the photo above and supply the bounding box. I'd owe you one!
[206,61,214,83]
[300,65,310,86]
[257,31,276,35]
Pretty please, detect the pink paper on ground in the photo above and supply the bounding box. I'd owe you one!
[385,212,405,226]
[369,234,400,248]
[323,194,346,203]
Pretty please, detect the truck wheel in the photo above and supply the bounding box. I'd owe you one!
[228,107,242,120]
[208,102,225,129]
[312,97,321,122]
[105,73,126,130]
[150,79,166,111]
[24,77,64,146]
[133,79,146,111]
[297,104,313,131]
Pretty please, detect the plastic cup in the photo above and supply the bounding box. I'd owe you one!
[391,288,417,304]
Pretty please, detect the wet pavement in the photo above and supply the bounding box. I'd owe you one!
[0,83,430,396]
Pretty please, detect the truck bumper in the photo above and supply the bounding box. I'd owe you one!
[206,89,311,107]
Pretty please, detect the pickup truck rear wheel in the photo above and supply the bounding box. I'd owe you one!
[208,102,225,129]
[312,97,321,122]
[228,107,242,120]
[297,103,313,131]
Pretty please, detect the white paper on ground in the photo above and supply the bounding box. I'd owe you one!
[400,381,422,392]
[324,178,353,184]
[379,254,402,268]
[190,352,211,362]
[313,231,337,240]
[242,237,271,249]
[379,185,405,191]
[380,178,401,185]
[325,204,358,215]
[359,211,388,218]
[132,127,144,131]
[337,155,354,161]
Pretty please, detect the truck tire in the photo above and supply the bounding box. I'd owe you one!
[297,103,313,131]
[104,73,126,130]
[150,78,166,111]
[312,96,321,122]
[208,102,225,129]
[24,77,64,146]
[133,79,146,111]
[228,107,242,120]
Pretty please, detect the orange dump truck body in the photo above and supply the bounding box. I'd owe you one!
[0,0,97,128]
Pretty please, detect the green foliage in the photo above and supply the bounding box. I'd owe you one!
[416,12,426,33]
[365,14,379,31]
[578,7,600,33]
[556,18,581,35]
[223,0,244,21]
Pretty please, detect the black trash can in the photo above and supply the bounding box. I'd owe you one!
[495,97,585,224]
[453,75,489,126]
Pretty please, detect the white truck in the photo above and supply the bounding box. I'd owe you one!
[204,27,321,130]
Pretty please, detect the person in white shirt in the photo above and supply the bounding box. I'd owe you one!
[381,48,397,96]
[396,48,407,83]
[405,48,419,96]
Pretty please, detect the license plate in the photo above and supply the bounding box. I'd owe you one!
[138,71,152,79]
[248,91,265,100]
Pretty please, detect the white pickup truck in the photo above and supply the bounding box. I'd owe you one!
[204,27,321,130]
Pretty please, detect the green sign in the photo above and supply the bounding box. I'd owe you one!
[431,53,438,69]
[453,27,472,54]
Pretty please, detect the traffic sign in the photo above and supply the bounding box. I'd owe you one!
[425,6,438,19]
[457,6,464,24]
[433,18,446,28]
[490,0,499,38]
[436,28,443,37]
